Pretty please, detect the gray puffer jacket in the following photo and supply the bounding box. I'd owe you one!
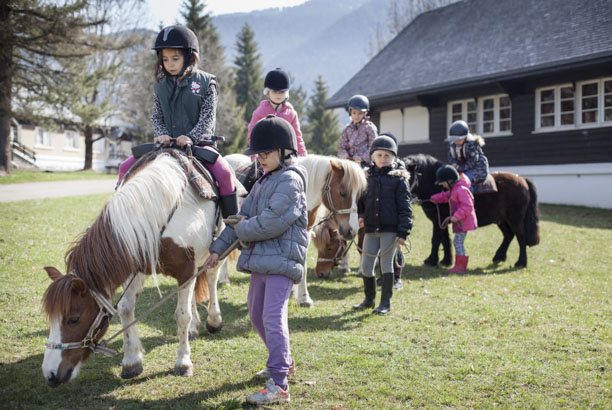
[209,164,309,283]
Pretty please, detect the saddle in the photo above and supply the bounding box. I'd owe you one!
[472,173,498,195]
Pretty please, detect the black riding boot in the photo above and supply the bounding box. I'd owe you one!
[220,192,239,218]
[373,272,393,315]
[353,276,376,310]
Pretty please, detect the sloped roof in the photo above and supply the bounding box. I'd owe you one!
[327,0,612,108]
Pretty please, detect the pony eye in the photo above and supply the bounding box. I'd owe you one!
[339,191,347,198]
[66,317,79,325]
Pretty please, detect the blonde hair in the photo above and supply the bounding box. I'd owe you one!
[263,88,290,100]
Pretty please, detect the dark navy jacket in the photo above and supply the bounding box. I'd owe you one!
[358,164,413,239]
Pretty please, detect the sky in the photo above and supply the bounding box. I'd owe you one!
[144,0,309,30]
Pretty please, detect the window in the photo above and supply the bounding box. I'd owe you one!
[35,128,52,147]
[448,94,511,136]
[536,77,612,131]
[64,131,80,150]
[379,106,430,145]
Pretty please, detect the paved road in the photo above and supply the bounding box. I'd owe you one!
[0,179,116,202]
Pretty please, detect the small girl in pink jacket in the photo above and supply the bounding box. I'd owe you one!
[430,165,478,273]
[247,68,307,158]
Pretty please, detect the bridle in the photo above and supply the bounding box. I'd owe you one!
[45,275,117,356]
[316,171,358,228]
[316,231,354,267]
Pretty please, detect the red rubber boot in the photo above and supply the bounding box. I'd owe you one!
[446,255,469,273]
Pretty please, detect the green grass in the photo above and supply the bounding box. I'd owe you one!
[0,169,116,184]
[0,195,610,408]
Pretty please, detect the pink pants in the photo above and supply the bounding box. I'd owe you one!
[118,147,235,196]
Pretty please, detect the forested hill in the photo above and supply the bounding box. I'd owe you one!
[212,0,392,94]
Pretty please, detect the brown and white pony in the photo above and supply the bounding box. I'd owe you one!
[311,212,351,278]
[223,154,367,307]
[41,155,223,387]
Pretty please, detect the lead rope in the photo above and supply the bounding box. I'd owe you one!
[360,237,412,260]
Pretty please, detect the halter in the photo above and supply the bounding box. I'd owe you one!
[45,275,118,357]
[316,171,358,228]
[316,233,354,266]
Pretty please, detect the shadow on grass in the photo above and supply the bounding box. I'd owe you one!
[401,261,523,281]
[540,203,612,229]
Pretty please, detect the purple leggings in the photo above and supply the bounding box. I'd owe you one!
[118,146,235,195]
[247,272,293,387]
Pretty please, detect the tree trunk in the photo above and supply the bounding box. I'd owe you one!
[0,3,12,175]
[84,125,93,170]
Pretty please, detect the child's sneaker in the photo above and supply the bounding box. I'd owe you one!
[255,360,295,379]
[245,378,290,405]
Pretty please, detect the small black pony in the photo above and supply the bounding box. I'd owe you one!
[404,154,540,268]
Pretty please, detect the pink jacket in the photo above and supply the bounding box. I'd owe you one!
[430,174,478,233]
[247,100,307,158]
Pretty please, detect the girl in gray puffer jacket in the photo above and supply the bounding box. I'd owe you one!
[204,115,307,406]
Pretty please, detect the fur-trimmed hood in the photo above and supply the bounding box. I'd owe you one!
[467,134,485,147]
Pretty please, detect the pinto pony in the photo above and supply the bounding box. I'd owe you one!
[224,154,367,306]
[41,155,223,387]
[404,153,540,268]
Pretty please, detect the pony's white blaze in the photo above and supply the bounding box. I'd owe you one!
[42,317,62,380]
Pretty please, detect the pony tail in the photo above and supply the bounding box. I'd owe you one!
[524,178,540,246]
[194,273,210,303]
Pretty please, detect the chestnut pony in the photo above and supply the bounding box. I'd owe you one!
[404,153,540,268]
[41,154,223,387]
[224,154,367,307]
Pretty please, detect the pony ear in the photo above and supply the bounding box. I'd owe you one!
[330,159,344,175]
[44,266,64,281]
[71,277,88,296]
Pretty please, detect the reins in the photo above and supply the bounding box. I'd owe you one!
[360,236,412,260]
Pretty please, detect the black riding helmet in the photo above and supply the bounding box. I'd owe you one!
[264,68,290,91]
[369,135,397,157]
[153,25,199,52]
[244,115,297,156]
[448,120,469,142]
[435,165,460,186]
[347,94,369,113]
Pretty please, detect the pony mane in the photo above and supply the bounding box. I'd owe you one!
[42,274,75,319]
[312,218,337,249]
[298,154,367,196]
[64,155,187,296]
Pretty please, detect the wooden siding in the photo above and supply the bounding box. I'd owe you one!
[373,65,612,166]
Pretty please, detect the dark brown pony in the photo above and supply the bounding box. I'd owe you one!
[404,154,540,268]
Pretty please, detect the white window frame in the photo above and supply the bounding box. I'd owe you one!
[35,128,53,149]
[577,77,612,128]
[64,131,80,151]
[477,94,513,137]
[534,77,612,133]
[448,94,512,137]
[447,99,477,134]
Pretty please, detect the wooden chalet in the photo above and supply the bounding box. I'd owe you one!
[327,0,612,208]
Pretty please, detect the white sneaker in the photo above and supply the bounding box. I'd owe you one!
[255,359,295,379]
[245,378,290,405]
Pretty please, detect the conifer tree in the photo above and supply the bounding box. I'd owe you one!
[305,76,339,155]
[233,23,264,125]
[181,0,245,154]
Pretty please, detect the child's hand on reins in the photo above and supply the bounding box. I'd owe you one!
[203,252,219,270]
[450,216,459,223]
[154,134,171,145]
[176,135,194,147]
[397,237,406,245]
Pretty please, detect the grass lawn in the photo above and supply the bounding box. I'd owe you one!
[0,169,116,184]
[0,194,610,408]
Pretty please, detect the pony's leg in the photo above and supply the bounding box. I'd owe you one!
[189,295,201,341]
[424,223,441,266]
[493,222,514,264]
[118,273,147,379]
[205,265,223,333]
[338,252,350,275]
[440,227,453,266]
[175,280,195,376]
[218,259,230,287]
[293,259,314,308]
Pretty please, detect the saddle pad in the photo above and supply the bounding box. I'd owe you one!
[122,149,218,199]
[234,162,252,186]
[473,173,498,194]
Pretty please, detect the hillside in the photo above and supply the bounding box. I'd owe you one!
[212,0,392,94]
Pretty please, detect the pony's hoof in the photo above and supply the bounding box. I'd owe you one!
[514,261,527,268]
[121,363,143,379]
[440,259,452,267]
[188,330,199,340]
[493,255,506,263]
[299,299,314,308]
[174,365,193,377]
[423,257,438,266]
[206,322,223,334]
